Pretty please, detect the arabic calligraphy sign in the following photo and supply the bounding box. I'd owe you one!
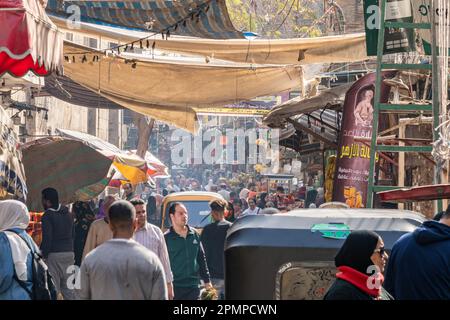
[332,72,395,208]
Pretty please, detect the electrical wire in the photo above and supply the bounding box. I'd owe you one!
[270,0,297,35]
[64,0,213,56]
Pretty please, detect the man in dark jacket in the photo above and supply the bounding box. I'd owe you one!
[384,208,450,299]
[41,188,75,300]
[200,199,232,299]
[164,202,212,300]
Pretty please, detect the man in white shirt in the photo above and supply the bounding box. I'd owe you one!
[240,198,261,218]
[131,199,174,300]
[77,200,167,300]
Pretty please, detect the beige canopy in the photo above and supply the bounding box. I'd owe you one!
[144,33,368,65]
[52,18,367,65]
[63,41,302,133]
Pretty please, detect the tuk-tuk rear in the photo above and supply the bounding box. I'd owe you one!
[224,209,425,300]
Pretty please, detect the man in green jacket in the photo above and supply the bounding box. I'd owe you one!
[164,202,212,300]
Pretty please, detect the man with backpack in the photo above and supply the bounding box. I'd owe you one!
[41,188,75,300]
[0,200,56,300]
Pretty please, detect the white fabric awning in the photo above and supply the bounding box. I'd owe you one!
[51,17,367,65]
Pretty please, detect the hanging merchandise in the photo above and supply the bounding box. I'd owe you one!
[363,0,416,56]
[0,107,27,201]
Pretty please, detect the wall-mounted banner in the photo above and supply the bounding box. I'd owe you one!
[364,0,416,56]
[332,71,396,208]
[0,107,27,202]
[411,0,450,55]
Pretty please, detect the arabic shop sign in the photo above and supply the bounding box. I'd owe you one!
[332,72,395,208]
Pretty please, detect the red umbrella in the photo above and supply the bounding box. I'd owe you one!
[0,0,62,77]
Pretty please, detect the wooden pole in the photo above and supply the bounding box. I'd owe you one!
[398,123,405,210]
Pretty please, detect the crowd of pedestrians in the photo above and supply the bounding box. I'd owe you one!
[0,181,449,300]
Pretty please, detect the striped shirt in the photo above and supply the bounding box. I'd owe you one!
[134,223,173,283]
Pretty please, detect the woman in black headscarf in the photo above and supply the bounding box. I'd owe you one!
[324,230,393,300]
[73,201,96,266]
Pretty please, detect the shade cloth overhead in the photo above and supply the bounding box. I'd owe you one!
[63,41,302,132]
[263,83,352,128]
[0,0,63,77]
[52,19,366,65]
[136,33,368,65]
[46,0,243,39]
[20,137,113,211]
[42,74,123,109]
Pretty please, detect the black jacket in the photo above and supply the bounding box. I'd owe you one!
[200,220,232,279]
[40,205,74,258]
[384,220,450,299]
[324,279,394,300]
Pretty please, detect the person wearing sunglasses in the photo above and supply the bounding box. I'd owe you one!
[324,230,393,300]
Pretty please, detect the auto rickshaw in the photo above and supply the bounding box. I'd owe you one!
[224,208,425,300]
[160,191,225,232]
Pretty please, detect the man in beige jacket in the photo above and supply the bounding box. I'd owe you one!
[82,196,116,260]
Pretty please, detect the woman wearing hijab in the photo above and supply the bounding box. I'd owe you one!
[324,230,393,300]
[0,200,38,300]
[73,201,96,266]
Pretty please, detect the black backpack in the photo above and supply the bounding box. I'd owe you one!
[7,230,57,300]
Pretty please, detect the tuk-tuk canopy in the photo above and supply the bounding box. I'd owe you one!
[225,209,425,299]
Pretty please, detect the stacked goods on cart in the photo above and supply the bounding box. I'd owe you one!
[27,212,44,246]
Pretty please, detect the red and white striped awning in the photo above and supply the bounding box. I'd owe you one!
[0,0,63,77]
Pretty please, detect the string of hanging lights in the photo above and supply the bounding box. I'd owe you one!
[63,1,213,64]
